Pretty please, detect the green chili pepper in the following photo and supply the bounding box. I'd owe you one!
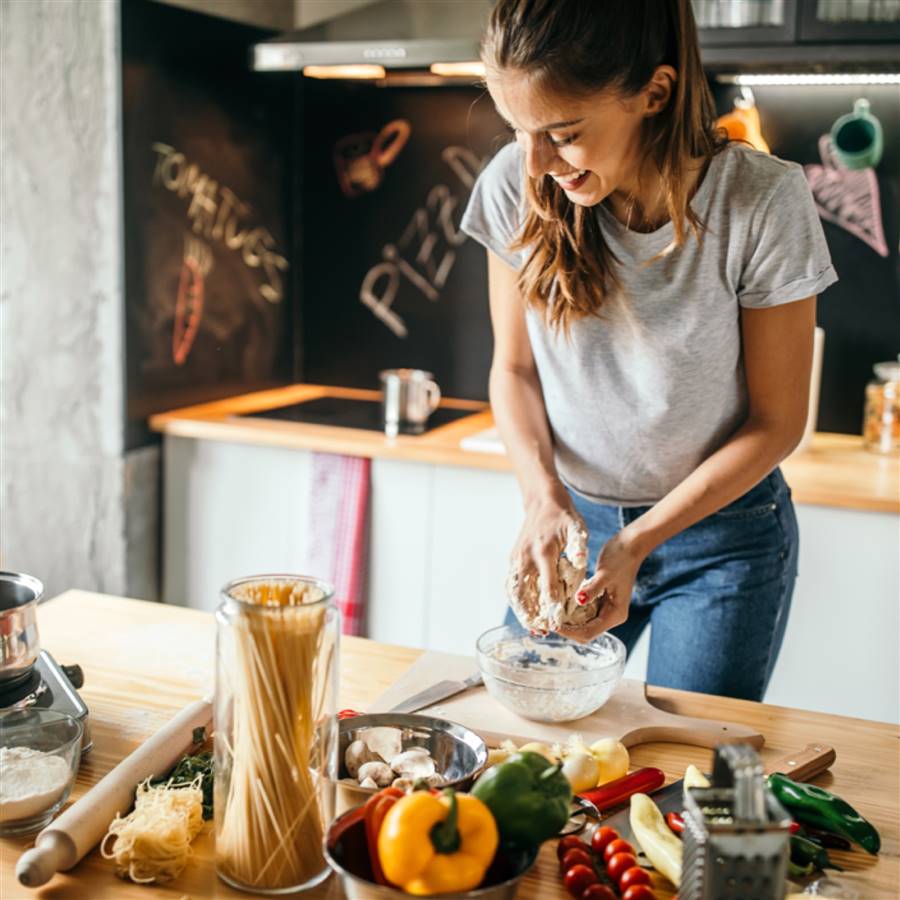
[787,858,814,879]
[472,751,572,848]
[790,833,843,871]
[768,773,880,855]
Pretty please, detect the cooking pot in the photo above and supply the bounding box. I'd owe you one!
[0,572,43,685]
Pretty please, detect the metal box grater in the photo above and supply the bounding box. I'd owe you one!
[681,744,792,900]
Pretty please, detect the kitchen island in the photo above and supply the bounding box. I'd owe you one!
[2,591,897,898]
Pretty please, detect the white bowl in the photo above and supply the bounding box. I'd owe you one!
[476,626,625,723]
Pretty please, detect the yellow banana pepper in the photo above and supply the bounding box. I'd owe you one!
[377,789,499,895]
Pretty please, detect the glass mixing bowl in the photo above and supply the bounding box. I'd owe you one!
[475,625,625,723]
[0,709,83,835]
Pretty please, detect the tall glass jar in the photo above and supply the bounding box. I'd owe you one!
[215,575,339,894]
[863,360,900,455]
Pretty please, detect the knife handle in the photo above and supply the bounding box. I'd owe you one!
[765,743,835,781]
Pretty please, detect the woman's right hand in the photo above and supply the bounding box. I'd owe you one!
[508,486,586,619]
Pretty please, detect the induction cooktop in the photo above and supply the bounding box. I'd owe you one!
[242,396,481,434]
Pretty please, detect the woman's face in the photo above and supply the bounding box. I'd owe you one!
[487,70,650,207]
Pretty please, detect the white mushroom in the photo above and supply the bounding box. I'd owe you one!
[345,739,380,778]
[424,773,446,788]
[392,777,416,792]
[359,776,378,790]
[358,761,395,788]
[363,727,403,763]
[391,749,436,779]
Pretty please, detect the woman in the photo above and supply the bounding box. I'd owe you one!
[460,0,836,701]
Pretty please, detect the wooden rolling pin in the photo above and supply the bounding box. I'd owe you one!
[16,697,213,888]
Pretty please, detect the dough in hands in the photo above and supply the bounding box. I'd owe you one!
[506,521,601,632]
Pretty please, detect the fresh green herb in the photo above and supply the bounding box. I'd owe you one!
[153,751,214,820]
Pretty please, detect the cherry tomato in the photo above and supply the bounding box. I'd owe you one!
[563,864,598,897]
[557,835,589,861]
[619,866,652,891]
[560,847,593,873]
[581,885,617,900]
[590,825,619,855]
[606,852,638,883]
[603,838,635,864]
[622,885,656,900]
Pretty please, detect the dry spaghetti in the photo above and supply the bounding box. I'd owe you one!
[215,577,335,892]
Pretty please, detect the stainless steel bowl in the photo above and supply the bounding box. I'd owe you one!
[324,806,538,899]
[338,713,488,801]
[0,572,43,685]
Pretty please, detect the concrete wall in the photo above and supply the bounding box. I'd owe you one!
[0,0,157,601]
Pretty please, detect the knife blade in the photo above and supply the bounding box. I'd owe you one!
[387,672,484,714]
[596,743,836,846]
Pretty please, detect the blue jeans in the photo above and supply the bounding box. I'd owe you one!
[505,469,799,701]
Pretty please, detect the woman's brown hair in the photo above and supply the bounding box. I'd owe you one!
[483,0,725,331]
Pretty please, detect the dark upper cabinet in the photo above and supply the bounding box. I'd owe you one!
[798,0,900,42]
[695,0,900,48]
[695,0,798,46]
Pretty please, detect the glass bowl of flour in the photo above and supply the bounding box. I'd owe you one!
[0,709,83,834]
[476,626,626,723]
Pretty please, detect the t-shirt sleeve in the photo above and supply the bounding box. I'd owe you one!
[738,165,838,308]
[460,141,529,270]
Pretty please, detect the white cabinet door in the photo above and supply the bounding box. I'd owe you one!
[764,505,899,723]
[425,467,523,655]
[163,437,312,611]
[367,459,432,649]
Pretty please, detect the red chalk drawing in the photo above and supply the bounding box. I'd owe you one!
[172,236,214,365]
[804,134,888,259]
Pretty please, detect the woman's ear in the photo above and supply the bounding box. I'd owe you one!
[644,64,677,116]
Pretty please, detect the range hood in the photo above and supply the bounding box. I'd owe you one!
[252,0,493,73]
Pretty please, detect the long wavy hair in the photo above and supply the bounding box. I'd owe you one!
[483,0,726,331]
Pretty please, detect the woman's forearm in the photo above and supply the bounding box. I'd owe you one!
[489,364,565,509]
[622,415,804,559]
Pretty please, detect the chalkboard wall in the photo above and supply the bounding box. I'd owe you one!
[123,0,296,448]
[297,80,508,401]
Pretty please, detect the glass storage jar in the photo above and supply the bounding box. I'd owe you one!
[863,359,900,454]
[215,575,339,894]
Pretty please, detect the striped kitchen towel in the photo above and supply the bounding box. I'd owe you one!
[304,453,371,636]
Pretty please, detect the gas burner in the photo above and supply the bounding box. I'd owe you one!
[0,666,44,708]
[0,651,92,752]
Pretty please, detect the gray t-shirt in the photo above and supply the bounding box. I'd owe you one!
[461,141,837,506]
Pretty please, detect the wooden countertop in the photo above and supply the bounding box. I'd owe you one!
[150,384,899,514]
[2,591,897,899]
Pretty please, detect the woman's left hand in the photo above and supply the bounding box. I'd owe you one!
[556,530,646,643]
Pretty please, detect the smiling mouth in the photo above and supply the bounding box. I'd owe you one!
[551,169,589,189]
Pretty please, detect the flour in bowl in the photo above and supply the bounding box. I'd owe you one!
[0,746,71,822]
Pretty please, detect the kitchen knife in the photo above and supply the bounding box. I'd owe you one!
[387,672,484,714]
[595,743,836,847]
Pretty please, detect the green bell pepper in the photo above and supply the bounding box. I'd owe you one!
[768,773,880,855]
[472,751,572,848]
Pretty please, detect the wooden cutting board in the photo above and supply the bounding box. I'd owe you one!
[370,650,764,750]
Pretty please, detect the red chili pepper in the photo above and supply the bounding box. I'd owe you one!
[665,811,685,835]
[578,767,666,811]
[789,820,802,835]
[338,709,363,720]
[363,786,405,885]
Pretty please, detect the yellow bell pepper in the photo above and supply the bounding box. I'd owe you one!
[377,789,499,895]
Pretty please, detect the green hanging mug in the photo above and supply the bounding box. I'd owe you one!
[830,98,883,170]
